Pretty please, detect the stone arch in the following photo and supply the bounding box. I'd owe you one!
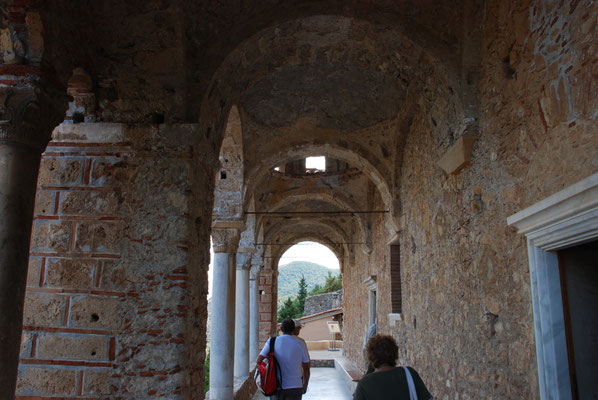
[266,186,363,213]
[264,217,349,243]
[272,234,345,272]
[191,8,465,120]
[263,218,350,269]
[256,188,371,250]
[196,14,464,183]
[245,141,396,232]
[239,195,257,250]
[213,105,244,222]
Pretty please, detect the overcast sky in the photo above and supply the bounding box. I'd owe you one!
[278,241,340,269]
[208,240,339,298]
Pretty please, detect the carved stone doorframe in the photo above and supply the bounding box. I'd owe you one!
[508,172,598,400]
[363,275,378,327]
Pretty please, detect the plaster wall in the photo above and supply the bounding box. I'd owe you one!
[300,316,337,342]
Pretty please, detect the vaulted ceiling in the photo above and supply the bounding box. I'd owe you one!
[39,0,473,268]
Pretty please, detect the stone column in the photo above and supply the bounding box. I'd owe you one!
[249,263,261,364]
[0,84,67,398]
[234,252,252,379]
[209,223,242,399]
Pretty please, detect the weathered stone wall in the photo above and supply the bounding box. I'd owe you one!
[341,180,383,368]
[303,290,342,316]
[345,190,393,368]
[6,1,595,399]
[214,107,244,222]
[341,2,597,399]
[18,123,212,399]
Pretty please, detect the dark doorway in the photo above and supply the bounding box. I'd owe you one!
[558,240,598,400]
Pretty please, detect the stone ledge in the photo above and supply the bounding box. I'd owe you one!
[232,368,258,400]
[334,357,361,393]
[388,313,402,327]
[53,123,126,143]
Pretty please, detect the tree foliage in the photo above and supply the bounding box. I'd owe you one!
[295,275,308,315]
[204,350,210,393]
[278,297,298,322]
[309,272,343,296]
[277,273,343,321]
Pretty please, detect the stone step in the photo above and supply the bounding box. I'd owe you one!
[311,359,335,367]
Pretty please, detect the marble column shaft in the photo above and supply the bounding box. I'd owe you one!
[249,264,261,363]
[209,226,241,400]
[234,253,251,378]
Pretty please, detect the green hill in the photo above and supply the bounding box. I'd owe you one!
[278,261,340,308]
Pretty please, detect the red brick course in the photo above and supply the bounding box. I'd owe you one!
[19,137,196,398]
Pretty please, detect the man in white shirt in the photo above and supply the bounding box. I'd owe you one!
[256,318,310,399]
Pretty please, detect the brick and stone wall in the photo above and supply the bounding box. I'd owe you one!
[303,290,342,317]
[257,269,276,348]
[5,2,596,399]
[17,123,212,399]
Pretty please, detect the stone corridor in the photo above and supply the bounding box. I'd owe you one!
[0,1,596,399]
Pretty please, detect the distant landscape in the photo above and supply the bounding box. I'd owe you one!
[207,260,340,342]
[278,261,340,308]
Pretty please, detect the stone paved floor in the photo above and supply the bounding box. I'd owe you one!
[252,367,353,400]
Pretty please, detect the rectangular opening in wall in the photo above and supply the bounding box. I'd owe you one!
[390,244,402,314]
[558,239,598,400]
[369,290,377,326]
[305,156,325,173]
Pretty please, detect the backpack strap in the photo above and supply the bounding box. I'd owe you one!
[270,336,282,390]
[270,336,277,354]
[403,366,418,400]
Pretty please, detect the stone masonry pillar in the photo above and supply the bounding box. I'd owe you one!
[258,265,276,346]
[234,252,252,379]
[249,263,261,363]
[209,223,242,399]
[0,84,67,398]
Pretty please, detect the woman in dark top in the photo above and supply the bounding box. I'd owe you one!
[353,334,433,400]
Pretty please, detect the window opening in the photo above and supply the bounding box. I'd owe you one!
[390,244,402,313]
[305,156,325,173]
[369,290,377,326]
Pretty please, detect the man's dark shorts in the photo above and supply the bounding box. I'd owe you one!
[272,388,303,400]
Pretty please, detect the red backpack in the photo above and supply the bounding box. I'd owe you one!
[254,336,282,396]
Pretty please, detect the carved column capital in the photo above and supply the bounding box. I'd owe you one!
[0,83,68,152]
[236,252,252,270]
[250,249,264,280]
[212,221,245,253]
